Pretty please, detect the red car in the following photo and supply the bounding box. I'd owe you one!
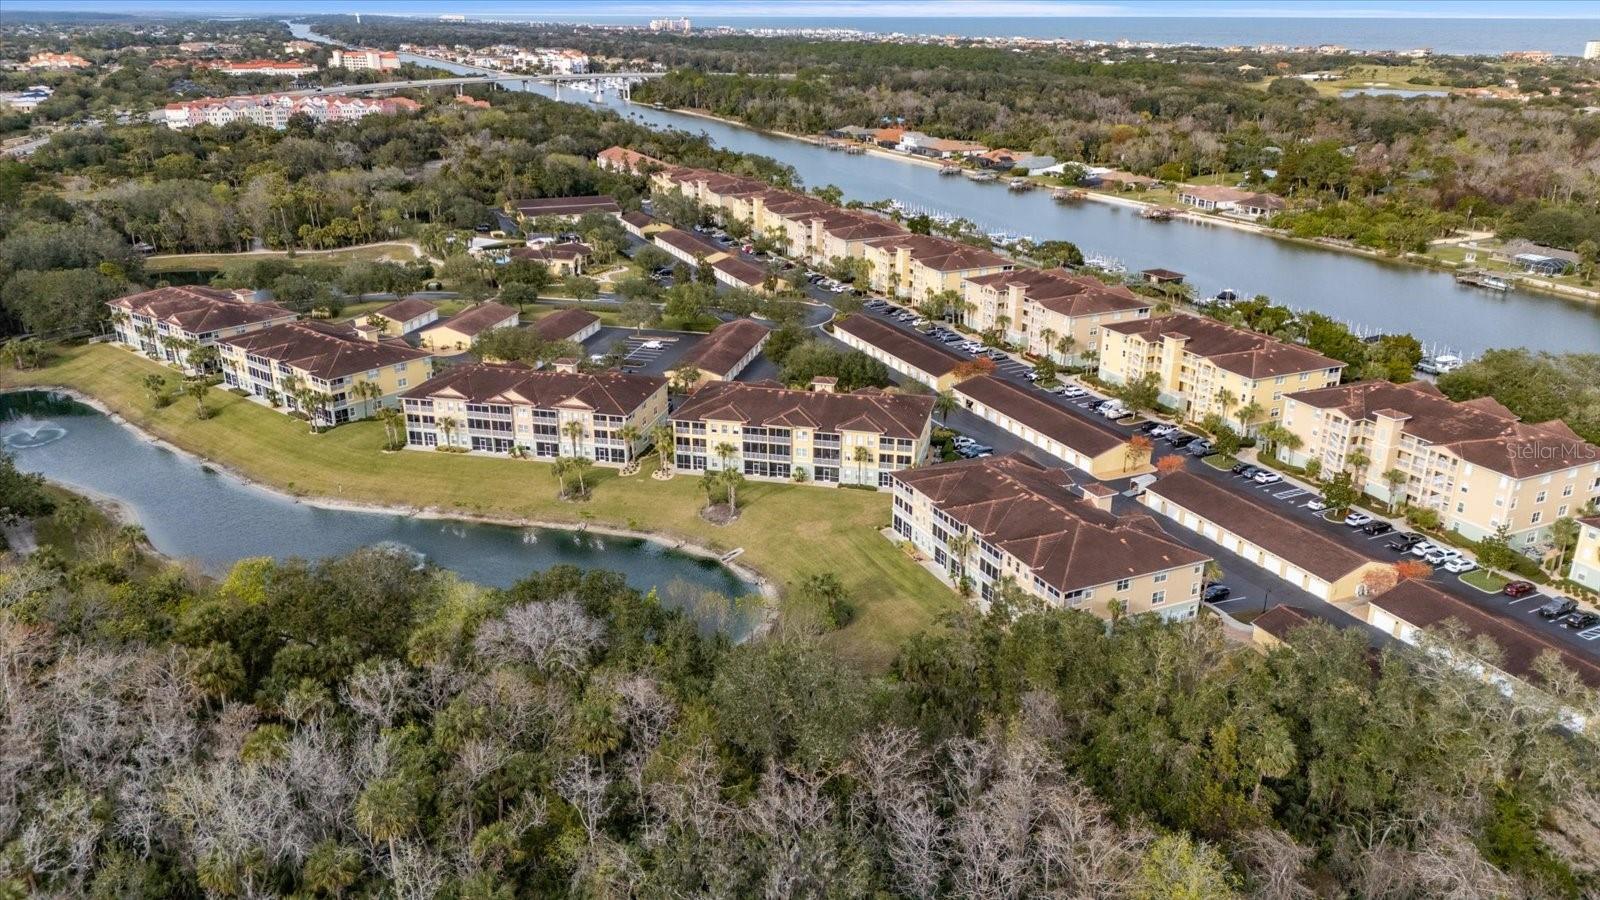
[1502,581,1537,598]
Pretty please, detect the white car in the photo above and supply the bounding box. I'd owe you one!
[1409,541,1437,558]
[1100,404,1129,419]
[1252,471,1283,485]
[1442,557,1477,574]
[1423,548,1460,565]
[1344,512,1374,527]
[1304,498,1328,512]
[641,340,663,350]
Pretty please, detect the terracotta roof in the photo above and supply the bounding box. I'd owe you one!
[709,256,768,287]
[964,268,1151,318]
[426,302,519,338]
[621,210,657,228]
[866,233,1013,272]
[1104,313,1343,379]
[404,361,663,415]
[219,320,429,380]
[673,380,933,440]
[532,308,599,343]
[833,314,964,378]
[372,298,437,324]
[110,285,295,335]
[653,228,725,259]
[596,146,664,173]
[954,375,1127,459]
[512,195,620,217]
[1580,516,1600,530]
[818,211,905,242]
[1146,471,1375,581]
[1371,580,1600,689]
[673,319,770,377]
[894,454,1206,593]
[1254,604,1343,642]
[1286,380,1598,478]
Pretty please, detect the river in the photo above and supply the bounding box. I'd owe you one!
[0,391,759,636]
[291,22,1600,358]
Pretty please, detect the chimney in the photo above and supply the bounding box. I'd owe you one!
[1079,482,1117,512]
[810,376,838,393]
[552,357,580,373]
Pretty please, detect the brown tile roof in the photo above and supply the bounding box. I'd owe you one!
[866,233,1014,272]
[1145,471,1374,581]
[403,361,663,415]
[425,302,519,339]
[964,268,1152,318]
[110,285,295,335]
[673,380,933,440]
[512,195,620,217]
[1285,380,1598,478]
[954,375,1127,459]
[653,228,725,259]
[532,308,599,343]
[621,210,657,228]
[894,454,1206,593]
[220,320,429,380]
[819,211,905,241]
[710,256,768,287]
[833,314,964,378]
[1253,604,1343,643]
[1371,580,1600,689]
[597,146,664,173]
[1104,313,1343,379]
[372,298,437,324]
[673,318,770,377]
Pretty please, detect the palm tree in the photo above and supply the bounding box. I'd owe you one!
[1345,448,1371,475]
[652,423,675,472]
[378,407,404,449]
[1382,467,1408,511]
[439,417,458,448]
[1055,334,1076,367]
[552,456,572,496]
[562,420,587,458]
[714,441,737,474]
[933,390,958,425]
[852,445,872,486]
[183,378,210,419]
[1548,516,1581,576]
[616,423,641,463]
[1037,327,1056,360]
[1213,387,1238,423]
[720,468,745,511]
[946,532,975,596]
[1234,400,1264,435]
[569,456,594,497]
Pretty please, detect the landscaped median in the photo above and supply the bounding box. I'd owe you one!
[1,343,960,670]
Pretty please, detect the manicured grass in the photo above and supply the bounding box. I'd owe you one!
[2,344,958,669]
[1461,569,1510,593]
[144,242,424,273]
[1201,454,1239,470]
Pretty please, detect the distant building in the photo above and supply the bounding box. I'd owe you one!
[23,52,91,71]
[207,59,319,77]
[418,302,520,353]
[1586,40,1600,60]
[1175,185,1287,219]
[1,85,52,111]
[649,17,691,33]
[510,195,621,221]
[668,318,770,388]
[108,285,297,373]
[163,93,419,130]
[330,48,400,72]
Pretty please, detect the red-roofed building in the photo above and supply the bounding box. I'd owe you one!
[109,286,298,373]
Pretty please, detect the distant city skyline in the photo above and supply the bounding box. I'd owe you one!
[11,0,1600,19]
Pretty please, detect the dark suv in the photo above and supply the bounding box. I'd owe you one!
[1538,598,1577,620]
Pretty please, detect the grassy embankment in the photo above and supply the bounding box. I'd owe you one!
[1,343,958,668]
[142,241,426,273]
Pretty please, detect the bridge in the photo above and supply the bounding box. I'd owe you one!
[279,70,664,100]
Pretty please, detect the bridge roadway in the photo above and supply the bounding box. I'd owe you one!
[278,71,662,99]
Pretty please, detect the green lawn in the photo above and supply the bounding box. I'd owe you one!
[1461,569,1510,593]
[2,344,958,669]
[144,242,424,273]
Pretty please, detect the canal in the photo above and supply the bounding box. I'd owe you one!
[289,22,1600,357]
[0,391,760,636]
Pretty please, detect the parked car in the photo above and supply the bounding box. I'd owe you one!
[1252,471,1282,485]
[1562,611,1600,630]
[1538,598,1577,620]
[1344,512,1374,527]
[1503,581,1537,598]
[1360,521,1394,536]
[1138,422,1164,435]
[1230,462,1258,477]
[1442,557,1477,574]
[1185,440,1214,456]
[1101,404,1130,419]
[1423,548,1461,565]
[1167,435,1196,448]
[1201,583,1232,603]
[1148,423,1174,436]
[1304,498,1328,512]
[1386,535,1424,552]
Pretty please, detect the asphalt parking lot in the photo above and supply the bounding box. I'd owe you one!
[588,326,703,377]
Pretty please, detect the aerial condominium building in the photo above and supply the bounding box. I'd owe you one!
[890,454,1210,619]
[669,380,934,488]
[217,321,433,427]
[108,286,297,374]
[960,268,1152,365]
[668,319,770,389]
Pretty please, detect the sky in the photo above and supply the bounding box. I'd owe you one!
[10,0,1600,19]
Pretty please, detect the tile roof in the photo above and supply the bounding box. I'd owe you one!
[833,314,964,378]
[1286,379,1599,478]
[219,320,429,380]
[110,285,295,334]
[894,454,1207,593]
[425,302,519,339]
[672,318,770,377]
[372,298,437,324]
[710,255,769,287]
[621,210,657,228]
[512,195,620,217]
[1103,313,1343,379]
[532,308,599,343]
[673,380,933,440]
[653,228,725,259]
[954,375,1128,458]
[964,268,1152,318]
[404,361,664,415]
[866,233,1014,272]
[1145,471,1375,581]
[597,146,664,173]
[1371,580,1600,689]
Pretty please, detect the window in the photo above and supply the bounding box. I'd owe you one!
[1150,591,1165,605]
[1153,572,1168,584]
[1536,491,1547,504]
[1115,578,1131,591]
[1531,511,1543,525]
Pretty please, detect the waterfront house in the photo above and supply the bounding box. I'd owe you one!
[861,233,1013,299]
[890,454,1209,619]
[670,380,934,488]
[418,302,520,353]
[959,268,1152,365]
[831,314,965,392]
[402,361,666,461]
[1098,313,1344,428]
[1175,185,1287,219]
[511,195,621,222]
[218,320,432,427]
[953,375,1151,479]
[109,286,297,373]
[1281,379,1600,550]
[668,318,770,388]
[366,298,439,336]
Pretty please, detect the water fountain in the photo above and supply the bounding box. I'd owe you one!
[1,413,67,450]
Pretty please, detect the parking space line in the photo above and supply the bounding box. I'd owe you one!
[1580,627,1600,641]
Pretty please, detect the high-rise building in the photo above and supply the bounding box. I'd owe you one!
[648,17,691,33]
[1585,40,1600,60]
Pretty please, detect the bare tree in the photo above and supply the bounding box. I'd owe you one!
[473,598,605,677]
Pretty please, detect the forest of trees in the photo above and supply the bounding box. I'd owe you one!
[1,501,1598,897]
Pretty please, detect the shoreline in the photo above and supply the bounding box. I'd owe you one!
[10,386,781,610]
[655,104,1600,307]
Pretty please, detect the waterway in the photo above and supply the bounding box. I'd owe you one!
[292,23,1600,356]
[0,391,759,635]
